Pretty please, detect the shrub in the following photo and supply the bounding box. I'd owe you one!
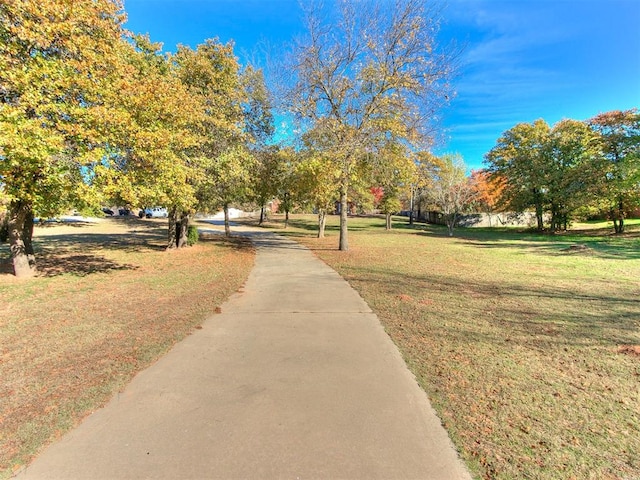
[187,225,199,246]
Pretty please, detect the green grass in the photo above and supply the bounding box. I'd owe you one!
[256,214,640,480]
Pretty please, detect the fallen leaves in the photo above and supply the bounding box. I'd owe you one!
[617,345,640,357]
[0,220,255,477]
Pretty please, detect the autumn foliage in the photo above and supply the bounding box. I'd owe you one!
[485,111,640,232]
[0,0,272,276]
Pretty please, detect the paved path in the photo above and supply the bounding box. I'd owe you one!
[17,230,471,479]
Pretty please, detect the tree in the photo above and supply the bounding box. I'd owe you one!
[470,169,505,227]
[412,151,444,221]
[1,0,127,276]
[288,0,454,250]
[370,142,414,230]
[293,150,341,238]
[485,120,551,231]
[425,154,476,236]
[174,39,248,238]
[242,66,275,148]
[94,35,204,250]
[198,145,256,237]
[252,146,286,224]
[379,189,403,230]
[546,119,600,230]
[588,109,640,233]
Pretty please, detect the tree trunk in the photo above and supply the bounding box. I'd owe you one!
[176,214,189,248]
[23,208,36,268]
[385,213,392,230]
[617,199,625,234]
[550,204,559,232]
[339,183,349,251]
[447,214,455,236]
[535,202,544,231]
[317,209,326,238]
[224,204,231,237]
[0,213,9,243]
[167,208,178,249]
[167,209,190,248]
[613,217,620,234]
[259,205,265,225]
[283,192,290,229]
[8,200,36,277]
[409,187,414,225]
[532,188,544,231]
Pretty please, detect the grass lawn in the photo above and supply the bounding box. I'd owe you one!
[254,214,640,480]
[0,217,254,479]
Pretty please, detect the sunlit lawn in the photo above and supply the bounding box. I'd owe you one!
[255,214,640,480]
[0,218,254,479]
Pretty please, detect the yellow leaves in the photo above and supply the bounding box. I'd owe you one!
[1,0,261,221]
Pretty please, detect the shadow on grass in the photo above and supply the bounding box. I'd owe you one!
[345,264,639,348]
[36,254,139,277]
[255,215,384,233]
[393,220,640,260]
[1,218,257,278]
[459,237,640,260]
[0,221,165,278]
[198,232,254,252]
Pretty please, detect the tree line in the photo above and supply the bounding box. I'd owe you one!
[483,111,640,233]
[1,0,457,277]
[10,1,632,280]
[1,0,274,276]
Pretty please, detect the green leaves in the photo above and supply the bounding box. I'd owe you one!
[485,112,640,232]
[1,1,271,270]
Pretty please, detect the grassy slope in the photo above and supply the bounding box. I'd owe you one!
[0,218,254,479]
[265,215,640,480]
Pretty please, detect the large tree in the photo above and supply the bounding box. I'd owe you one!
[485,120,551,231]
[412,151,444,221]
[251,146,286,225]
[546,119,600,230]
[588,109,640,233]
[94,35,204,250]
[0,0,126,276]
[243,67,278,225]
[287,0,454,250]
[174,39,248,238]
[369,142,415,230]
[198,145,256,237]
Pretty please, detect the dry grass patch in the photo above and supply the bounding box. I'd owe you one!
[265,214,640,480]
[0,218,254,478]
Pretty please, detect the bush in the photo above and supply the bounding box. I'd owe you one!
[187,225,199,246]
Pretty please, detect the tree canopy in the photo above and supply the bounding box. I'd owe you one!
[287,0,455,250]
[1,0,127,276]
[485,111,640,232]
[0,1,273,275]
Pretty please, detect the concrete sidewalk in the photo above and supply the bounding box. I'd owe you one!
[17,230,471,479]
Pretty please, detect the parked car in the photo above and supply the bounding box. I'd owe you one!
[144,207,168,218]
[102,208,114,216]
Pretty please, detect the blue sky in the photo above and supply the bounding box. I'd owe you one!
[123,0,640,170]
